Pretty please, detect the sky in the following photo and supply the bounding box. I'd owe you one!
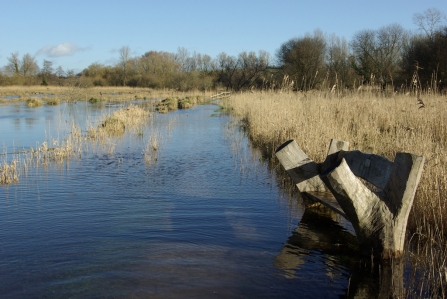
[0,0,446,73]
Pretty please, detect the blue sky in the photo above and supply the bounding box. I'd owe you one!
[1,0,445,73]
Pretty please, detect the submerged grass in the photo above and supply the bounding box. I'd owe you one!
[0,102,154,184]
[223,90,447,297]
[0,160,19,185]
[25,98,42,107]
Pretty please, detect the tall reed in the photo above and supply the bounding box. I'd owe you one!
[224,90,447,296]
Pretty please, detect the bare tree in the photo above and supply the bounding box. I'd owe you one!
[196,53,213,73]
[327,34,355,87]
[277,30,327,90]
[214,51,270,91]
[351,24,407,87]
[40,60,54,85]
[234,50,270,90]
[20,54,38,77]
[118,46,131,85]
[174,47,190,72]
[413,8,447,40]
[215,52,238,90]
[5,52,20,76]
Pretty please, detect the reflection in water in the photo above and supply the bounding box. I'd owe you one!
[25,117,37,127]
[275,207,357,280]
[275,206,405,298]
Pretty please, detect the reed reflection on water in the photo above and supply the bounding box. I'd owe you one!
[0,101,395,298]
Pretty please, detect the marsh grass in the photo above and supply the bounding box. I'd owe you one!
[44,98,61,106]
[144,133,160,164]
[178,99,192,109]
[223,90,447,296]
[157,97,179,113]
[0,160,19,185]
[101,117,126,135]
[25,98,42,107]
[0,102,154,184]
[157,95,207,113]
[0,86,213,106]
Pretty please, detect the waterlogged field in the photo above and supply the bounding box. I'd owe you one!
[2,86,446,297]
[0,96,379,298]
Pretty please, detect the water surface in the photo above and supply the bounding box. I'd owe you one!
[0,101,363,298]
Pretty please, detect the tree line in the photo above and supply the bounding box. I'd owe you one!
[1,8,446,93]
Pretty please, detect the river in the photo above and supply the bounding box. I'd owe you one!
[0,100,379,298]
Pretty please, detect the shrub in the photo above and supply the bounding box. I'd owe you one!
[26,99,42,107]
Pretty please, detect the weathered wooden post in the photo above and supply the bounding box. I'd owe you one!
[275,139,425,259]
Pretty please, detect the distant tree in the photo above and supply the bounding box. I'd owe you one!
[55,66,66,86]
[40,60,54,85]
[234,51,270,90]
[326,34,356,87]
[20,54,39,77]
[55,66,65,78]
[5,52,20,76]
[277,30,327,90]
[351,24,407,88]
[118,46,131,86]
[174,47,190,73]
[138,51,179,88]
[82,63,105,77]
[402,27,447,91]
[214,51,270,91]
[195,53,213,73]
[215,52,238,90]
[413,8,447,41]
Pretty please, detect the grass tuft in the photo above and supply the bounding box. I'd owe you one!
[25,98,42,107]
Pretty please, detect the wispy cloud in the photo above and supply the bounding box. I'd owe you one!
[37,42,85,57]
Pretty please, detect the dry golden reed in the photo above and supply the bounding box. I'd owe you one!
[0,160,19,185]
[224,90,447,296]
[1,103,153,184]
[0,86,212,105]
[223,91,447,233]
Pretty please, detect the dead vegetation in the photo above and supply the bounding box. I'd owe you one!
[0,103,155,185]
[223,90,447,297]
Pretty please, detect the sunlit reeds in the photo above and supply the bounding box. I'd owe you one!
[0,86,211,106]
[0,102,155,183]
[0,160,19,185]
[223,90,447,296]
[25,98,42,107]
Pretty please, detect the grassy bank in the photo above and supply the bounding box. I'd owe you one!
[0,86,212,104]
[223,90,447,296]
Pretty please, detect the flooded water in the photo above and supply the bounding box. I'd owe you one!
[0,101,386,298]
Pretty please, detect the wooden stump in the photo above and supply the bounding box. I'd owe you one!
[275,139,425,259]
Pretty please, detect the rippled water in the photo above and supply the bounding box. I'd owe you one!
[0,101,373,298]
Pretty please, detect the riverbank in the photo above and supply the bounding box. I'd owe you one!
[0,86,212,104]
[223,90,447,297]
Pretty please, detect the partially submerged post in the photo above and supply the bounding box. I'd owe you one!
[275,139,425,259]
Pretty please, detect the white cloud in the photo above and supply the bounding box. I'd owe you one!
[37,42,85,57]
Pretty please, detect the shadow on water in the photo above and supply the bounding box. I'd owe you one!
[274,205,405,298]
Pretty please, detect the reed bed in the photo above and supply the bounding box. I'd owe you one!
[0,86,211,105]
[223,90,447,297]
[0,103,155,184]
